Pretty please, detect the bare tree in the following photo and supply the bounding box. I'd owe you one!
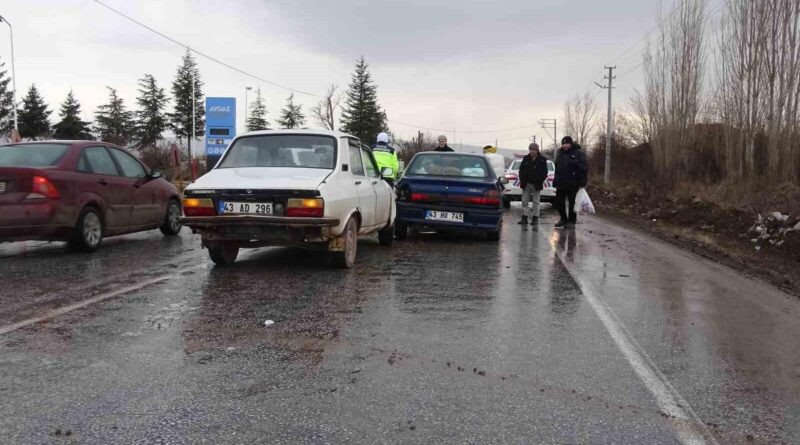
[310,84,341,130]
[643,0,707,183]
[562,91,599,147]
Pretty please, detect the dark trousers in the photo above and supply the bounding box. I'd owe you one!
[556,187,579,223]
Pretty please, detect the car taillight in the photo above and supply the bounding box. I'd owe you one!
[287,198,324,217]
[504,172,518,180]
[411,192,432,202]
[28,175,59,199]
[461,189,500,206]
[182,198,216,216]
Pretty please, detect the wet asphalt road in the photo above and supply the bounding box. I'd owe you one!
[1,205,799,444]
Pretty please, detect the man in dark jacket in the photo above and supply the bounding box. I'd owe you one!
[434,135,454,152]
[553,136,588,228]
[517,142,548,225]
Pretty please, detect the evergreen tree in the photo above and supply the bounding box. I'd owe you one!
[52,91,93,140]
[278,93,305,129]
[246,87,270,131]
[95,87,134,146]
[135,74,169,148]
[0,58,14,135]
[169,50,204,152]
[18,84,51,140]
[340,56,387,143]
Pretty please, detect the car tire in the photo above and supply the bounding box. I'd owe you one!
[502,197,511,209]
[487,226,501,241]
[159,199,182,236]
[378,223,394,246]
[331,216,358,269]
[394,223,408,241]
[68,206,103,252]
[208,242,239,265]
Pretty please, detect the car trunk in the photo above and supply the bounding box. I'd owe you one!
[0,167,40,205]
[399,176,498,207]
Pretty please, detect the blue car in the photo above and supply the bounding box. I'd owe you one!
[394,152,507,241]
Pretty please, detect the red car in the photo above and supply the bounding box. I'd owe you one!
[0,141,182,251]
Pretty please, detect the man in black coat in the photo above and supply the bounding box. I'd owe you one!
[553,136,588,228]
[517,142,548,225]
[434,135,454,152]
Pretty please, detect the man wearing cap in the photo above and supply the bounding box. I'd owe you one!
[517,143,548,226]
[434,135,454,152]
[553,136,588,228]
[371,132,399,181]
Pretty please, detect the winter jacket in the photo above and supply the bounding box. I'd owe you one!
[553,144,588,189]
[370,142,399,180]
[518,154,548,191]
[434,145,454,152]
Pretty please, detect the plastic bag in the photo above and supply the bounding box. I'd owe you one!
[574,188,595,215]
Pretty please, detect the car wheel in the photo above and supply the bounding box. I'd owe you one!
[159,199,182,236]
[502,197,511,209]
[208,242,239,265]
[394,223,408,240]
[378,223,394,246]
[331,216,358,269]
[68,207,103,252]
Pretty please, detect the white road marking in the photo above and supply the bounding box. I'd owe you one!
[553,243,717,445]
[0,266,203,336]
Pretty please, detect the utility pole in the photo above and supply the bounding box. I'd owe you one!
[538,119,557,151]
[189,47,196,162]
[0,15,17,131]
[244,86,252,132]
[595,65,616,184]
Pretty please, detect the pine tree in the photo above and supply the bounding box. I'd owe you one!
[95,87,134,146]
[0,58,14,135]
[246,87,270,131]
[169,50,204,152]
[278,93,305,129]
[18,84,51,140]
[135,74,169,148]
[52,91,93,140]
[340,57,387,143]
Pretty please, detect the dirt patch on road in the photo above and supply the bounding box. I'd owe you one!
[589,183,800,297]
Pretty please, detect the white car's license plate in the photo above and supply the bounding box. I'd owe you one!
[425,210,464,223]
[0,182,5,194]
[219,201,273,215]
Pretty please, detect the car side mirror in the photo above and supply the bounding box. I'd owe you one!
[498,177,509,185]
[148,169,163,179]
[380,167,394,178]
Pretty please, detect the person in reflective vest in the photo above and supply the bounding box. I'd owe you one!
[371,132,399,181]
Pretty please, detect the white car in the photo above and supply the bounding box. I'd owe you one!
[181,130,396,268]
[500,156,556,209]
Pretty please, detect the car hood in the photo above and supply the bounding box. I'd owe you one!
[187,167,332,191]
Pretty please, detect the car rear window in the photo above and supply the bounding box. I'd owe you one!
[406,154,492,178]
[511,159,522,170]
[0,144,70,167]
[218,135,337,169]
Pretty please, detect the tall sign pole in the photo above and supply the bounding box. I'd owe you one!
[0,15,17,131]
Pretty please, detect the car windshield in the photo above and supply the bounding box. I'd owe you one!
[406,154,492,178]
[218,135,336,169]
[511,159,522,170]
[0,144,70,167]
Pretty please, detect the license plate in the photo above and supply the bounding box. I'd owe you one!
[219,201,273,215]
[0,182,5,194]
[425,210,464,223]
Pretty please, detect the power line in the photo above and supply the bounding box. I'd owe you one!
[93,0,322,98]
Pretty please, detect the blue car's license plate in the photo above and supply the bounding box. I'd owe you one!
[425,210,464,223]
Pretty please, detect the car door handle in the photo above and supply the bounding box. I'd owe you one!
[97,179,108,186]
[355,181,362,185]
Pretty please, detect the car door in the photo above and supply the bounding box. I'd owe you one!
[76,146,132,231]
[108,147,161,227]
[360,146,391,228]
[347,140,376,230]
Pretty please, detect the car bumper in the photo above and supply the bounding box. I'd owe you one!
[180,215,341,247]
[0,201,71,242]
[396,202,502,231]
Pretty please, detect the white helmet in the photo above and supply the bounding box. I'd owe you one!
[377,132,389,143]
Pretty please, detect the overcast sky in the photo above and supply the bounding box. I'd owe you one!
[1,0,669,149]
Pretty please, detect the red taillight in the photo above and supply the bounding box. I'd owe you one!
[287,198,324,217]
[504,172,518,180]
[411,192,431,202]
[481,189,501,206]
[31,175,59,199]
[182,198,216,216]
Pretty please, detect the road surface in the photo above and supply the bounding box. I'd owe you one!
[1,205,798,444]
